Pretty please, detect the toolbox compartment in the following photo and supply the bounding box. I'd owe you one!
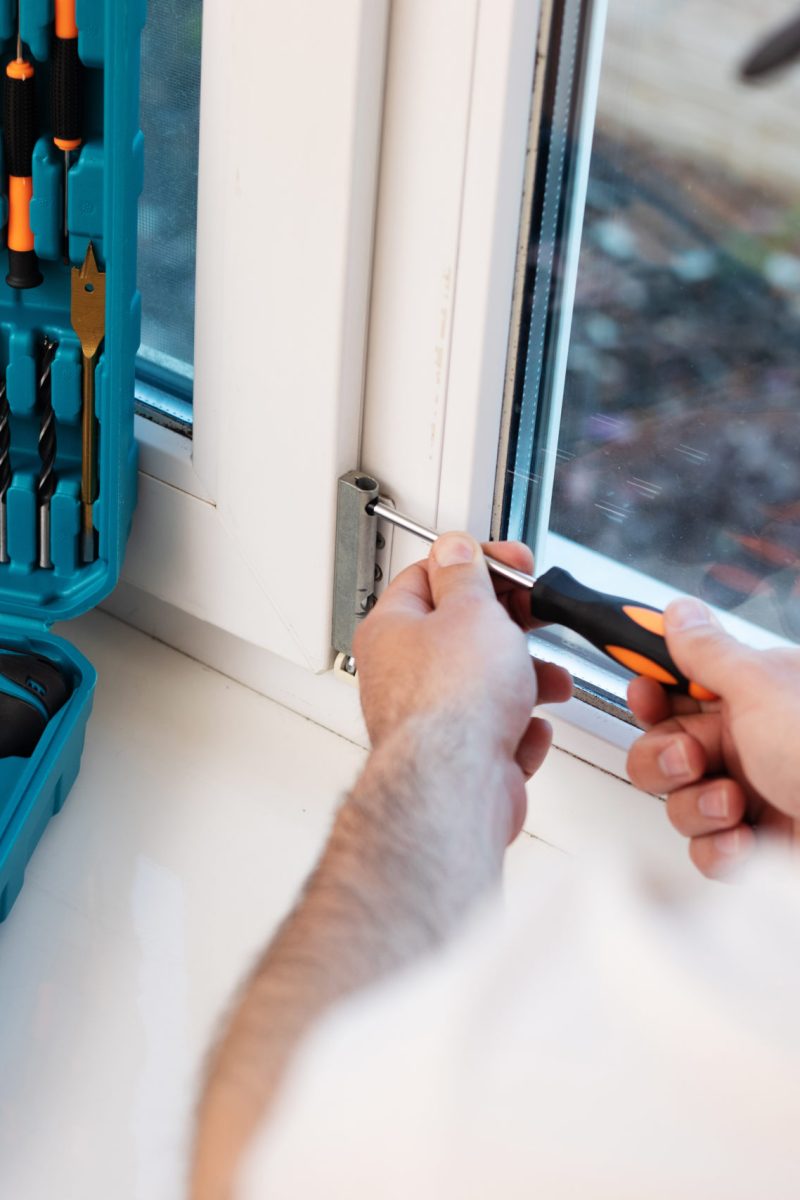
[0,0,145,920]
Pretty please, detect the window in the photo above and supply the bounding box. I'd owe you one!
[495,0,800,705]
[117,1,389,677]
[135,0,203,434]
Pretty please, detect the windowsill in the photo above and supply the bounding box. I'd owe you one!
[0,604,689,1197]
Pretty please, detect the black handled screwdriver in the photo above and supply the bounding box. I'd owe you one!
[368,498,717,701]
[3,3,43,289]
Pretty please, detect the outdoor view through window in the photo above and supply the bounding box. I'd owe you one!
[137,0,202,402]
[502,0,800,692]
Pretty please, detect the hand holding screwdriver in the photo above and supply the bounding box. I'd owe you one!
[628,600,800,879]
[368,499,717,700]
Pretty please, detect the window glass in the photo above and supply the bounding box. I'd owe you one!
[500,0,800,696]
[137,0,203,408]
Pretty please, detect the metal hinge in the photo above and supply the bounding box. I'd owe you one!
[332,471,389,672]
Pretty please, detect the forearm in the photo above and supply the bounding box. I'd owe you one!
[190,716,509,1200]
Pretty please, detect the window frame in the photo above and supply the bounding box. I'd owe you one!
[360,0,643,755]
[116,0,390,670]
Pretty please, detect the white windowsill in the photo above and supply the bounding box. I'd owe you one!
[0,605,683,1198]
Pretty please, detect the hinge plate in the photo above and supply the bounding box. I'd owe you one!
[332,471,391,660]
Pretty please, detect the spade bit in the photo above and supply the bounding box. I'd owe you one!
[71,242,106,564]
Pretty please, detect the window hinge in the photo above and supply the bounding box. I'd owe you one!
[332,471,385,668]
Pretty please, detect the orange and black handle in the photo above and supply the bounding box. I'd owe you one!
[530,567,718,700]
[52,3,83,168]
[3,41,42,289]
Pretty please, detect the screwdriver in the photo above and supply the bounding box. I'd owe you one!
[51,0,82,262]
[71,241,105,564]
[3,3,43,289]
[368,498,717,701]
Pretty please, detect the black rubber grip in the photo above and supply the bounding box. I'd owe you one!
[51,36,82,143]
[3,68,37,178]
[530,567,695,694]
[6,247,42,289]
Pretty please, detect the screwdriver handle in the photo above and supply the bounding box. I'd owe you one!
[4,56,42,289]
[52,0,82,153]
[530,567,718,701]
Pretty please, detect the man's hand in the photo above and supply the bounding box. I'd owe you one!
[627,597,800,878]
[354,533,573,840]
[191,534,572,1199]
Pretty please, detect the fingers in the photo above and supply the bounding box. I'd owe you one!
[534,659,574,706]
[427,532,493,609]
[663,597,758,699]
[516,717,553,780]
[481,539,534,585]
[627,712,729,795]
[627,676,703,729]
[664,777,748,838]
[627,729,707,794]
[688,825,756,880]
[369,560,433,619]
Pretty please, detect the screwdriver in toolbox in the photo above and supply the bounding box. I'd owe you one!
[368,497,718,701]
[71,241,105,565]
[51,0,82,263]
[3,2,43,289]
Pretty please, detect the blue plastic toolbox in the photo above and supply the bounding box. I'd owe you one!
[0,0,144,919]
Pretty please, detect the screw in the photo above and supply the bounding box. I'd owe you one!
[374,565,383,583]
[376,532,385,550]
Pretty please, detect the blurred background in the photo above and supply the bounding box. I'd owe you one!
[548,0,800,641]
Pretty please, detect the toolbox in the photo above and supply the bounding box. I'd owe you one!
[0,0,144,920]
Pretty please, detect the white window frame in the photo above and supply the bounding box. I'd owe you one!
[114,0,787,776]
[114,0,637,766]
[358,0,642,759]
[116,0,390,672]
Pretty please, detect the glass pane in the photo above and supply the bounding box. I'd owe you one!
[137,0,203,397]
[501,0,800,693]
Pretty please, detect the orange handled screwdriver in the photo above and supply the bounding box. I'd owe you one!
[3,4,42,289]
[369,497,718,701]
[528,567,717,701]
[51,0,82,262]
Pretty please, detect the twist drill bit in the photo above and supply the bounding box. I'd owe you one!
[71,242,105,564]
[0,377,10,564]
[36,338,58,570]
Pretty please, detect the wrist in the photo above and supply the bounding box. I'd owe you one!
[345,713,518,873]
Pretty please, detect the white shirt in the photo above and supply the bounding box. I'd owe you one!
[239,849,800,1198]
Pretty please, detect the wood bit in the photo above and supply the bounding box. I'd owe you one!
[36,337,59,570]
[71,242,105,564]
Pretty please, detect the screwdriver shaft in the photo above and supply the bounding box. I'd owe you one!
[370,498,535,590]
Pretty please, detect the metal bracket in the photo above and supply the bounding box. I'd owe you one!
[332,471,383,662]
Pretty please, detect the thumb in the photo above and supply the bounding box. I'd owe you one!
[428,532,492,609]
[664,597,756,698]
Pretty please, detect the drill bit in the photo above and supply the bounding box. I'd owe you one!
[0,375,10,564]
[36,338,58,570]
[71,242,105,564]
